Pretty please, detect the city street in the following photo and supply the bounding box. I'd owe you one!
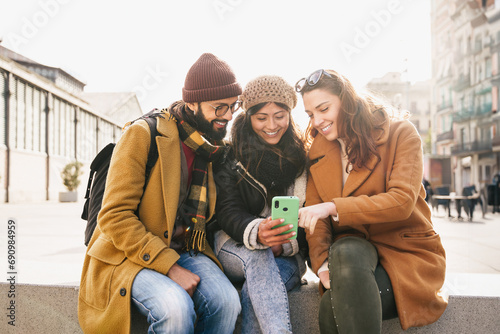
[1,200,499,297]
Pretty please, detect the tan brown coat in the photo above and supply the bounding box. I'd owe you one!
[306,110,447,330]
[78,113,220,333]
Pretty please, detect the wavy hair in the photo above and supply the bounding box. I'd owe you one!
[299,69,396,171]
[231,102,307,178]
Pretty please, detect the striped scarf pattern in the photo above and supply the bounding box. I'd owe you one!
[169,105,224,253]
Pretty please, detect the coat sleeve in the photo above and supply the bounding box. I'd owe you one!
[334,121,424,226]
[97,121,179,275]
[305,173,334,275]
[214,161,263,244]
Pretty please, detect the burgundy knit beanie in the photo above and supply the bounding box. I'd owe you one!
[182,53,242,103]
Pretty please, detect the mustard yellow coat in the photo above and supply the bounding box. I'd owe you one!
[306,110,447,330]
[78,113,220,333]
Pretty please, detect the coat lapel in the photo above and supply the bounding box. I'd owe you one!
[342,154,379,197]
[309,136,343,202]
[156,115,182,224]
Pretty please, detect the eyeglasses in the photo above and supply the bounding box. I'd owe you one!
[206,101,242,117]
[295,69,333,93]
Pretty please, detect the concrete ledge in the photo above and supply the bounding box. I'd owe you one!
[1,283,499,333]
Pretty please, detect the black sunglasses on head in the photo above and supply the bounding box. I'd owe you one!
[295,69,333,93]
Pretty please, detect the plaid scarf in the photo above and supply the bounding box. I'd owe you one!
[168,103,225,253]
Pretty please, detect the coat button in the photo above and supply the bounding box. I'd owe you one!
[120,288,126,296]
[143,253,150,261]
[164,230,169,239]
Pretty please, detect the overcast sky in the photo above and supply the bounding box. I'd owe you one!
[0,0,432,128]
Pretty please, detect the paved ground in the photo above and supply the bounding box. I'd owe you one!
[1,200,499,296]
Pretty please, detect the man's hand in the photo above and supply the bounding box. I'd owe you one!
[167,263,200,297]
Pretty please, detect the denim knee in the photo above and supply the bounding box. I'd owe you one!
[132,275,197,333]
[158,292,197,331]
[207,281,241,317]
[245,247,274,265]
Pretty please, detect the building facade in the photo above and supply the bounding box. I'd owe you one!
[0,45,142,202]
[431,0,500,194]
[365,72,433,152]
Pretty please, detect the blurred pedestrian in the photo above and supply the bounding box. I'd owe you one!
[423,178,433,203]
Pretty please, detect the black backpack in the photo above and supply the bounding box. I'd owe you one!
[81,109,164,246]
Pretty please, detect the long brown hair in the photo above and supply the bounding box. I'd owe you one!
[299,69,388,171]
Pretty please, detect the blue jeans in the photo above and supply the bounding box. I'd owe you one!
[216,237,302,334]
[131,252,240,334]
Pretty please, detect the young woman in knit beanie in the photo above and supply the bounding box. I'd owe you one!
[213,75,308,334]
[295,69,447,333]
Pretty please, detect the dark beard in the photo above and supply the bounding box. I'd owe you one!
[193,106,227,141]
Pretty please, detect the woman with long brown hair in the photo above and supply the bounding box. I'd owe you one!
[296,69,447,333]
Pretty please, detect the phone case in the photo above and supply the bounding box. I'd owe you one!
[271,196,299,239]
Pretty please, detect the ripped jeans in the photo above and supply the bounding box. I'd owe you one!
[216,236,303,334]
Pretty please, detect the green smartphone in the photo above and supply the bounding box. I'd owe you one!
[271,196,299,240]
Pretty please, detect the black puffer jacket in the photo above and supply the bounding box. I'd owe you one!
[212,149,308,252]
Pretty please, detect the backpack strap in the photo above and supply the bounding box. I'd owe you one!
[143,116,159,185]
[82,143,115,207]
[138,109,164,190]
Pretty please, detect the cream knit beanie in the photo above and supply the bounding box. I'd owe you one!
[240,75,297,111]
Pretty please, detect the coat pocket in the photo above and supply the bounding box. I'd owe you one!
[400,230,437,239]
[88,236,126,265]
[81,237,126,311]
[399,229,441,253]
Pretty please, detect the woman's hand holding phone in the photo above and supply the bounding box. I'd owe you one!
[257,217,296,247]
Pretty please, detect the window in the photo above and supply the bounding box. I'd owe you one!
[77,109,97,161]
[0,71,6,146]
[51,97,76,158]
[475,36,482,52]
[486,58,492,78]
[33,88,41,152]
[16,79,25,150]
[52,97,60,155]
[97,119,116,153]
[8,78,47,152]
[25,85,33,151]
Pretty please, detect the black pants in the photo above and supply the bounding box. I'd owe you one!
[319,236,398,334]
